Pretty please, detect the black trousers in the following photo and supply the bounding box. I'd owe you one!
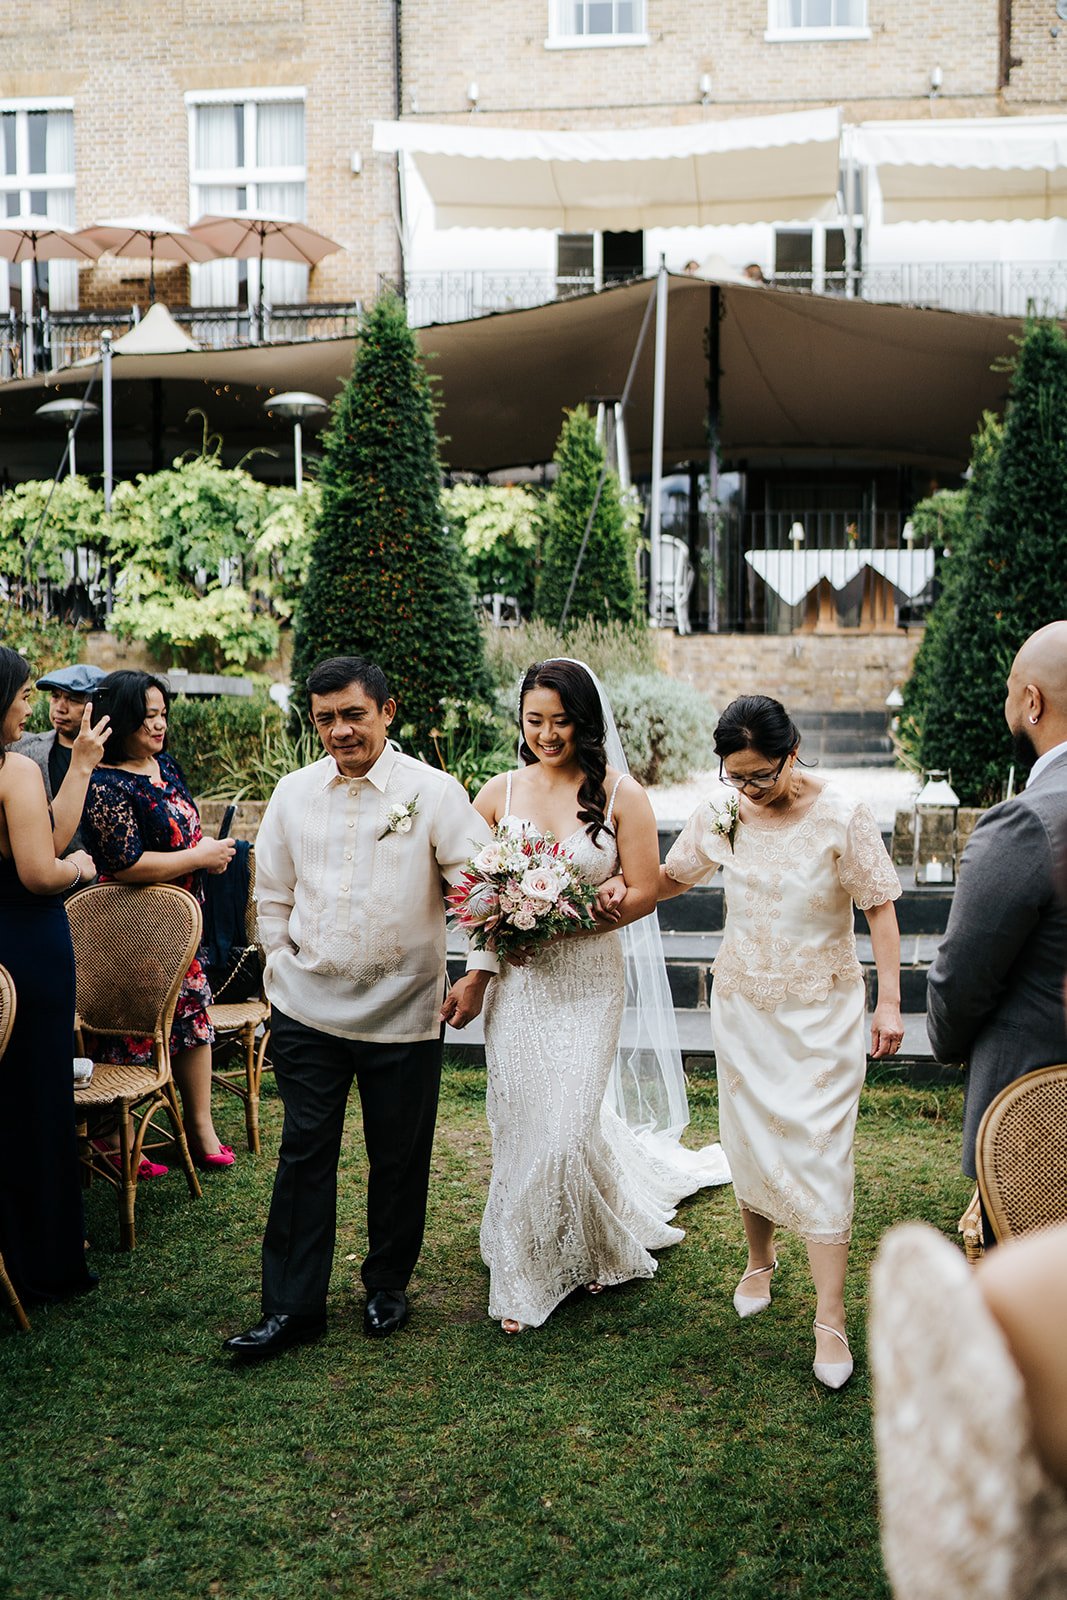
[261,1007,443,1316]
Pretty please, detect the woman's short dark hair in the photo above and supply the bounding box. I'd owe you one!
[714,694,801,763]
[519,659,612,843]
[0,646,30,769]
[96,670,171,764]
[306,656,390,709]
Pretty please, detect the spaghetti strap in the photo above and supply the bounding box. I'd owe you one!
[606,773,625,825]
[504,770,513,815]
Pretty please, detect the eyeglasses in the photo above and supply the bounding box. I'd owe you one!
[719,754,788,793]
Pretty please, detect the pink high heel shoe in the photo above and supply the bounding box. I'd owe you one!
[193,1144,235,1170]
[90,1137,169,1179]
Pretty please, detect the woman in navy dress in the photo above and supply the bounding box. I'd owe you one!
[82,671,237,1169]
[0,646,105,1305]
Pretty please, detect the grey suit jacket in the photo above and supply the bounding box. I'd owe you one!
[926,749,1067,1177]
[10,728,88,856]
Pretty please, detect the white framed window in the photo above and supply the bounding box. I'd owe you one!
[765,0,870,42]
[186,89,307,310]
[546,0,648,48]
[0,99,77,313]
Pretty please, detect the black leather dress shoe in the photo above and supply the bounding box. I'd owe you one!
[222,1311,326,1361]
[363,1289,409,1338]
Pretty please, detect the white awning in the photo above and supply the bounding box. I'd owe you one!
[373,109,843,230]
[848,116,1067,223]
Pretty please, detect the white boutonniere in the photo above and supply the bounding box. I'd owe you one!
[710,791,740,853]
[379,795,420,840]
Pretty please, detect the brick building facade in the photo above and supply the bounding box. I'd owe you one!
[1,0,1062,319]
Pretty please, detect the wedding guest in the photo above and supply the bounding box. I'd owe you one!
[81,670,236,1175]
[657,694,903,1388]
[224,656,497,1361]
[472,659,728,1335]
[12,662,106,856]
[0,645,105,1305]
[927,621,1067,1209]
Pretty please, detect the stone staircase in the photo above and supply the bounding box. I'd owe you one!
[791,710,895,768]
[445,826,953,1083]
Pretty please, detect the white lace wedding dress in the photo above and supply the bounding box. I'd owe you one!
[480,775,726,1329]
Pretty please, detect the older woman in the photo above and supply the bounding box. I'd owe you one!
[0,646,104,1304]
[82,670,236,1170]
[659,695,902,1388]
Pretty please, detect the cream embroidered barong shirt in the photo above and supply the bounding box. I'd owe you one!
[255,743,498,1043]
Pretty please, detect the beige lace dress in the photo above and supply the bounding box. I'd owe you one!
[665,783,900,1243]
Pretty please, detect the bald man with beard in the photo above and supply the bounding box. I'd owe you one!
[927,621,1067,1193]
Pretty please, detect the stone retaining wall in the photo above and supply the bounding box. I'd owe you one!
[655,632,923,713]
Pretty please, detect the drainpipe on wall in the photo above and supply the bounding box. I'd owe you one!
[393,0,406,295]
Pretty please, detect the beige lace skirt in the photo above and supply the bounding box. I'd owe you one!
[711,976,866,1244]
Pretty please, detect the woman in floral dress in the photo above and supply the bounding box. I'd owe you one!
[82,671,237,1170]
[659,695,903,1389]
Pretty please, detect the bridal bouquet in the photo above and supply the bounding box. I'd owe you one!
[447,824,600,959]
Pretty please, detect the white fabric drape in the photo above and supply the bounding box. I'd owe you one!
[191,184,240,309]
[258,179,307,306]
[45,112,77,310]
[257,104,307,307]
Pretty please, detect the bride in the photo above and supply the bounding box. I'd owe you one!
[471,658,729,1333]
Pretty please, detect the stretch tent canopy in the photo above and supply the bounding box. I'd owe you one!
[373,108,843,229]
[0,276,1030,480]
[848,116,1067,223]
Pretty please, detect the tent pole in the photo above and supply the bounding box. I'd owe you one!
[102,328,114,614]
[707,283,721,632]
[648,255,668,627]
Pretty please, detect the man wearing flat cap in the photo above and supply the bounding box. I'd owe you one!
[12,663,106,856]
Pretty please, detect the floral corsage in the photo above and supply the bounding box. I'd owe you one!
[379,795,419,840]
[710,791,740,852]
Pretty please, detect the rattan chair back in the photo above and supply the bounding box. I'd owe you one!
[975,1064,1067,1243]
[0,962,15,1062]
[68,883,201,1043]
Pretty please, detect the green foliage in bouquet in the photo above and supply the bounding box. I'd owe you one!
[534,407,638,629]
[290,294,489,753]
[905,321,1067,804]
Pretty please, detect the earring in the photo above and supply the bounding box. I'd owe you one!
[1029,715,1039,725]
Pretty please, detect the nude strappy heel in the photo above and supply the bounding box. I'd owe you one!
[813,1321,853,1390]
[732,1259,777,1318]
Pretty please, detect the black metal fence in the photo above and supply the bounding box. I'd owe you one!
[707,508,937,634]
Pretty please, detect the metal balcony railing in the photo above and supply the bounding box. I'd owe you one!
[1,302,364,375]
[393,260,1067,325]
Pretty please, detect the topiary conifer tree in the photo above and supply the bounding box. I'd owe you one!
[290,294,489,756]
[535,406,638,628]
[915,321,1067,803]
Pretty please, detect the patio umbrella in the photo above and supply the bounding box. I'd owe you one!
[80,215,222,301]
[189,211,343,268]
[0,214,103,266]
[0,215,103,373]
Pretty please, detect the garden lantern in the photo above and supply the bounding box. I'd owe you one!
[913,770,960,885]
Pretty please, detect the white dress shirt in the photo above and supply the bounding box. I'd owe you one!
[255,741,497,1043]
[1028,737,1067,788]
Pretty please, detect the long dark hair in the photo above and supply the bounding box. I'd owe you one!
[95,670,171,764]
[518,659,612,844]
[0,646,31,769]
[714,694,801,762]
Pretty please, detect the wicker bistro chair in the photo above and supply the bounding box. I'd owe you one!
[0,963,30,1332]
[69,883,204,1250]
[975,1064,1067,1245]
[207,848,271,1154]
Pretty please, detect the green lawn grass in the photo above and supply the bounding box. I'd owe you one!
[1,1067,973,1600]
